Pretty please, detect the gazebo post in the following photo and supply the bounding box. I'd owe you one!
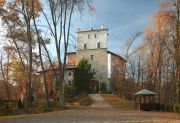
[144,95,146,103]
[140,95,142,110]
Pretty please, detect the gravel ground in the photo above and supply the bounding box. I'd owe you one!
[0,94,180,123]
[0,108,180,123]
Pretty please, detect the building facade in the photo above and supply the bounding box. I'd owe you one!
[65,26,125,92]
[38,26,125,95]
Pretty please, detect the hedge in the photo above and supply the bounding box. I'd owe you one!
[154,103,180,113]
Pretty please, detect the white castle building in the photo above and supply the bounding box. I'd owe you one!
[65,26,125,93]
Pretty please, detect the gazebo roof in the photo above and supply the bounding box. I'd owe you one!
[134,89,156,95]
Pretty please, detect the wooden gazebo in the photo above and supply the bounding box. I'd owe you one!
[134,89,156,111]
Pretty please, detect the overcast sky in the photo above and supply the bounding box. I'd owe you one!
[69,0,159,54]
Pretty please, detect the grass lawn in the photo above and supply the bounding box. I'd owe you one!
[102,94,135,111]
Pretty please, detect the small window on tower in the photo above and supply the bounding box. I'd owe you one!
[68,81,71,86]
[68,72,72,76]
[84,44,87,49]
[94,34,96,38]
[90,55,93,60]
[88,35,90,39]
[97,42,101,48]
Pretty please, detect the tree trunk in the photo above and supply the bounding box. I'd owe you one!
[32,13,50,107]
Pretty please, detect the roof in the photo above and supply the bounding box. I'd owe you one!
[107,50,126,62]
[76,28,108,33]
[66,52,76,54]
[134,89,156,95]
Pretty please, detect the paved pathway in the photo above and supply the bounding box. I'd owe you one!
[88,94,112,108]
[0,94,180,123]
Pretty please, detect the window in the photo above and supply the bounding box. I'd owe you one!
[84,43,87,49]
[97,42,101,48]
[94,34,96,38]
[68,72,72,76]
[90,55,93,60]
[88,35,90,39]
[68,81,71,86]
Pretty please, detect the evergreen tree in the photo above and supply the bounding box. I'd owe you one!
[74,59,96,94]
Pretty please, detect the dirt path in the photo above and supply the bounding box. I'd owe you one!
[88,94,112,108]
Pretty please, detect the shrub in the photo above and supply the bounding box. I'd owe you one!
[155,103,161,111]
[100,82,107,94]
[173,104,180,113]
[160,104,165,111]
[169,104,173,112]
[155,103,180,112]
[164,104,172,112]
[18,99,23,109]
[64,84,75,102]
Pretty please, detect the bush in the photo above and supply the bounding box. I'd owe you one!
[164,104,173,112]
[173,104,180,113]
[18,99,23,109]
[160,104,165,111]
[64,84,75,102]
[155,103,180,112]
[100,82,107,94]
[155,103,161,111]
[169,104,173,112]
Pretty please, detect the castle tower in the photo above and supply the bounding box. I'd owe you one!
[76,26,109,85]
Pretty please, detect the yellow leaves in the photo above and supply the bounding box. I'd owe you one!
[10,59,28,82]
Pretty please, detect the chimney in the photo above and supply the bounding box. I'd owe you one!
[101,24,105,29]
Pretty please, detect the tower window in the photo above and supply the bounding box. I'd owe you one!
[84,44,87,49]
[90,55,93,60]
[68,80,71,86]
[94,34,96,38]
[97,42,101,48]
[68,72,72,76]
[88,35,90,39]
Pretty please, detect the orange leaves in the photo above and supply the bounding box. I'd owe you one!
[153,11,175,35]
[2,12,19,23]
[0,0,5,6]
[144,26,153,37]
[3,45,16,52]
[0,0,5,15]
[15,0,42,16]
